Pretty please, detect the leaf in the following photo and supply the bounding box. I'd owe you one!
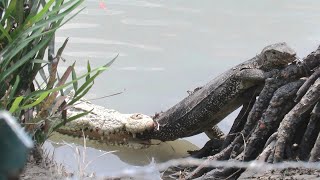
[25,0,84,34]
[0,0,16,25]
[56,37,68,61]
[72,68,102,99]
[8,75,20,101]
[39,66,72,115]
[31,59,50,64]
[51,95,67,115]
[23,65,108,106]
[57,65,72,89]
[0,33,53,83]
[104,53,118,68]
[68,83,93,105]
[52,109,92,132]
[39,68,48,85]
[27,0,41,21]
[0,28,40,67]
[86,60,91,81]
[23,0,55,30]
[71,62,78,91]
[71,55,118,99]
[0,0,83,65]
[9,96,24,113]
[47,38,68,90]
[0,24,12,42]
[21,91,50,109]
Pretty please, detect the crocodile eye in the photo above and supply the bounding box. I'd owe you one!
[272,51,276,55]
[131,113,142,119]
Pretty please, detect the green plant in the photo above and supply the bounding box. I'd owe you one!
[0,0,116,144]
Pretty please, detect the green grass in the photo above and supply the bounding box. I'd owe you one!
[0,0,116,144]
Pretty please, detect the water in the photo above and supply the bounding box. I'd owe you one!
[50,0,320,176]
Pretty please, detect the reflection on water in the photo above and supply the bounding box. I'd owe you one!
[52,0,320,175]
[47,133,198,176]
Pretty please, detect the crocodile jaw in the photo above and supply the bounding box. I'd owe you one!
[56,99,155,148]
[56,128,151,148]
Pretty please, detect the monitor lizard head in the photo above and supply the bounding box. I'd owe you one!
[259,42,296,70]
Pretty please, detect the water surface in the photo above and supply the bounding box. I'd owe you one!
[50,0,320,176]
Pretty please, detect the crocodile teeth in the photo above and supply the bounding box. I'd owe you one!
[132,133,136,138]
[107,136,110,140]
[100,136,104,141]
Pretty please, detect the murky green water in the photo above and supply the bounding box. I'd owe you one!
[49,0,320,176]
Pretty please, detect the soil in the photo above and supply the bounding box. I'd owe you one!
[20,161,65,180]
[239,168,320,180]
[20,160,320,180]
[19,145,70,180]
[19,146,320,180]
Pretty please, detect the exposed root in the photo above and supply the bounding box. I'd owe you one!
[295,66,320,102]
[173,46,320,179]
[222,100,255,149]
[188,137,224,158]
[299,102,320,160]
[309,130,320,162]
[273,78,320,162]
[244,79,304,160]
[258,139,276,162]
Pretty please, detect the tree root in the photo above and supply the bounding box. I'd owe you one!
[222,98,256,149]
[274,78,320,162]
[299,102,320,160]
[309,127,320,162]
[182,46,320,179]
[244,79,305,161]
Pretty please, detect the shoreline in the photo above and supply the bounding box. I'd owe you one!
[20,140,320,180]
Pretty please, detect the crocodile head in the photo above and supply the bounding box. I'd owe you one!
[259,42,296,70]
[56,99,156,148]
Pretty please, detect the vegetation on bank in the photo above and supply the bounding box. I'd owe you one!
[0,0,114,145]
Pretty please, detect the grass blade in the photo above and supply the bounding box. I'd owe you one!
[0,32,53,83]
[21,91,50,109]
[71,62,78,91]
[9,96,23,113]
[52,109,92,132]
[8,75,20,101]
[68,84,93,106]
[86,60,91,81]
[0,23,11,42]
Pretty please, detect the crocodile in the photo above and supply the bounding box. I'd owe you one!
[57,42,297,146]
[56,99,155,148]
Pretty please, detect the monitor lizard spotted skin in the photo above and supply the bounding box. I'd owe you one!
[137,42,297,141]
[56,42,296,147]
